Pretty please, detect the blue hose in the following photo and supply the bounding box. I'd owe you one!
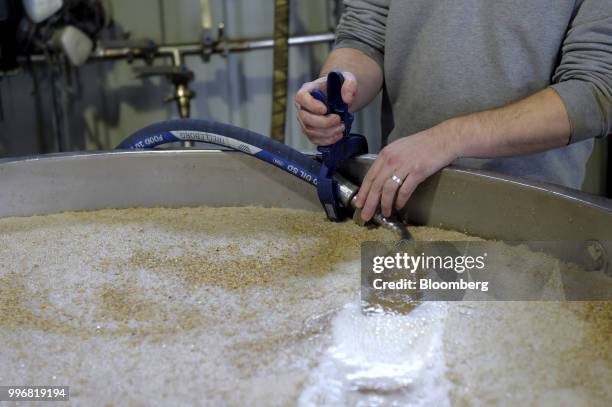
[117,119,321,187]
[117,118,412,239]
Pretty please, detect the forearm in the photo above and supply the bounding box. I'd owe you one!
[355,87,573,220]
[441,88,571,160]
[320,47,383,111]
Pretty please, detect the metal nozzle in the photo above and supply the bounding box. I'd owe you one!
[370,212,413,240]
[334,174,412,240]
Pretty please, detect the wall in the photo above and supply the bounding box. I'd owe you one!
[0,0,381,155]
[0,0,606,195]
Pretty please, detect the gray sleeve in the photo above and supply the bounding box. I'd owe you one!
[334,0,390,70]
[550,0,612,143]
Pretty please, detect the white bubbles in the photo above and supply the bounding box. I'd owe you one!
[299,302,451,407]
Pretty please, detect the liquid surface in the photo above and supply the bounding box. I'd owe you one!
[0,207,610,406]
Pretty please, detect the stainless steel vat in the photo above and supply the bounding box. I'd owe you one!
[0,150,610,242]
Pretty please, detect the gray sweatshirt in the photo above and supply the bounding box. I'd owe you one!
[335,0,612,189]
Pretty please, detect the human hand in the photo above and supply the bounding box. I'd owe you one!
[355,125,460,221]
[295,72,358,146]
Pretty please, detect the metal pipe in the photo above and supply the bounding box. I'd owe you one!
[24,33,335,64]
[335,173,412,240]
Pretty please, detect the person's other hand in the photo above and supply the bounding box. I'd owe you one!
[295,72,358,146]
[355,126,460,221]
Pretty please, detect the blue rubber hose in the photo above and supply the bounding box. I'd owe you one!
[117,118,412,240]
[117,119,321,187]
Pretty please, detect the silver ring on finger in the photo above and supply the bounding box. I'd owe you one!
[390,174,403,185]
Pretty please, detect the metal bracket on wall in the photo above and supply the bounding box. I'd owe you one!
[133,65,195,120]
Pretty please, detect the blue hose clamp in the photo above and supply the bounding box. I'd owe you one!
[310,71,368,221]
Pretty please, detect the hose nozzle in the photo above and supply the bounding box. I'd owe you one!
[334,174,412,240]
[352,202,412,240]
